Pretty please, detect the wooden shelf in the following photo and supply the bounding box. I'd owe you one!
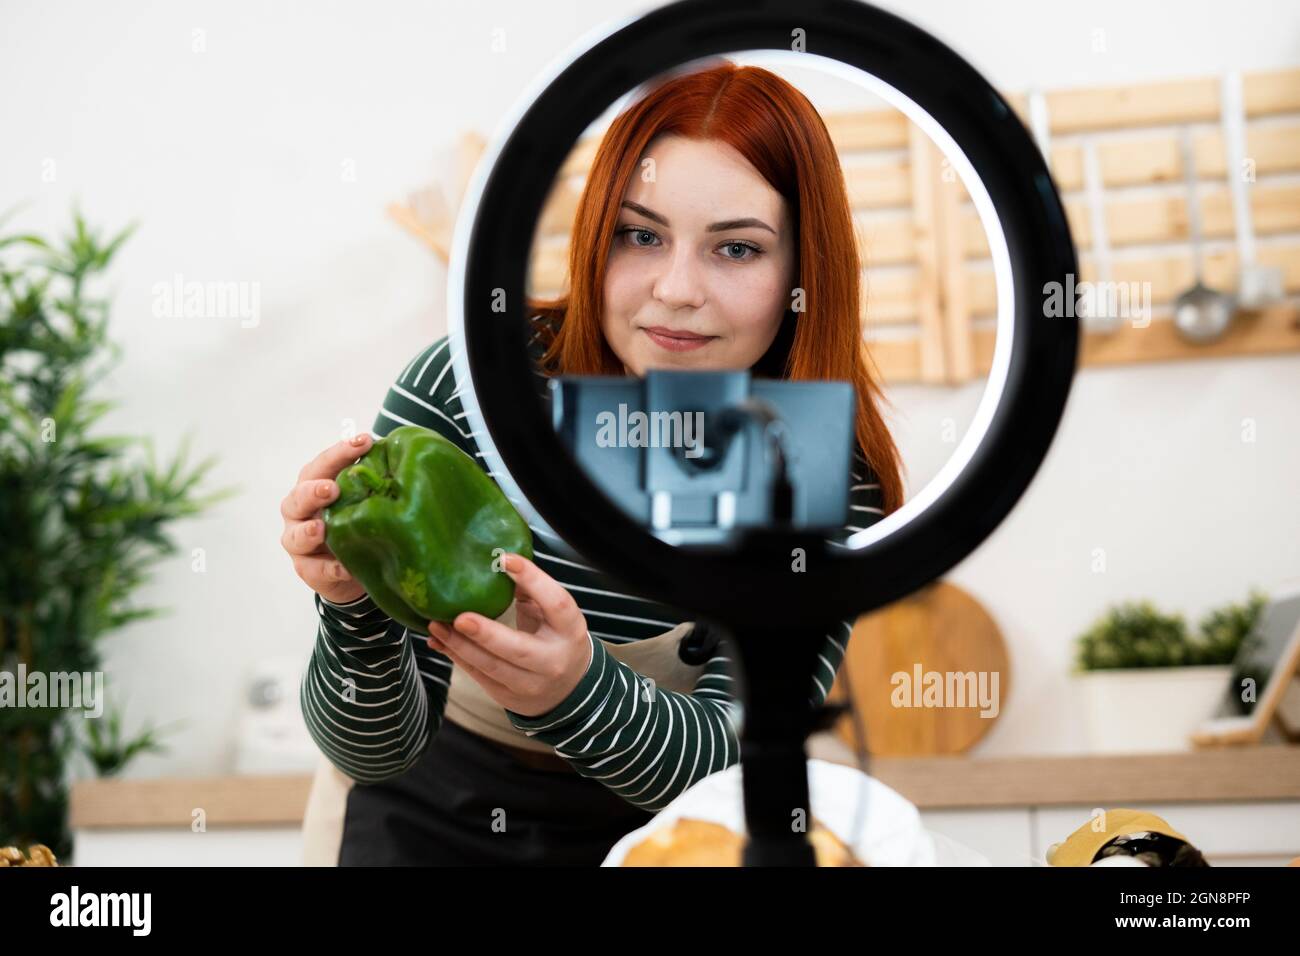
[810,737,1300,809]
[68,744,1300,827]
[70,773,313,829]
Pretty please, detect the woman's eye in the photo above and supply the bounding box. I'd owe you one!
[619,226,660,248]
[719,241,761,261]
[616,227,761,260]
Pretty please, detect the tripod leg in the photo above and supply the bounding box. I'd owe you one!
[733,624,829,866]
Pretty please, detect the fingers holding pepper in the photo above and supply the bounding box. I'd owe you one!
[427,553,593,717]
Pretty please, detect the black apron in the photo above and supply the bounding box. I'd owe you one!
[336,718,655,866]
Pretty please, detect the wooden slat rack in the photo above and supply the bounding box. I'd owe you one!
[391,67,1300,384]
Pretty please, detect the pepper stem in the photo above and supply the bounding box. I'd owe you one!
[351,463,399,498]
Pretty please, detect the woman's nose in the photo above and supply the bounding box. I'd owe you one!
[651,246,706,310]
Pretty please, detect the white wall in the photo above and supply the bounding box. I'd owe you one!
[2,0,1297,776]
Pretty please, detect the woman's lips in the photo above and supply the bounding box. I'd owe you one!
[642,326,717,352]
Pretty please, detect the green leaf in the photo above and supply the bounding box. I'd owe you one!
[0,234,51,252]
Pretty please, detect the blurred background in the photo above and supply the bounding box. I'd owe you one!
[2,0,1298,866]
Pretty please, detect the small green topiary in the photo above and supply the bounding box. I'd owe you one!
[1195,589,1269,666]
[1074,591,1268,672]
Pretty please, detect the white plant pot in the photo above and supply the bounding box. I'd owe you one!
[1077,666,1233,753]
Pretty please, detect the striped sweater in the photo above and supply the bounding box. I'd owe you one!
[300,322,886,811]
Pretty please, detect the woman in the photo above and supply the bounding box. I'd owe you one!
[282,61,903,865]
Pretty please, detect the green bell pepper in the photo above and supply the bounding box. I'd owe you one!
[323,424,533,630]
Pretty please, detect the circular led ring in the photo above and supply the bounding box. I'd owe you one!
[448,0,1078,629]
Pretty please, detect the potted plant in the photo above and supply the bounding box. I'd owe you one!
[0,208,238,860]
[1073,592,1267,753]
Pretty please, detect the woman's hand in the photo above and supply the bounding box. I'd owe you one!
[280,433,373,605]
[426,552,593,718]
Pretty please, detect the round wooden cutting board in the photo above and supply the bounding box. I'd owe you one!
[826,580,1010,756]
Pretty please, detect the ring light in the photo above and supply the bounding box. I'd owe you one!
[450,0,1077,631]
[447,0,1079,864]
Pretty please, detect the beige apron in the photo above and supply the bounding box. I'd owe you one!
[301,602,706,865]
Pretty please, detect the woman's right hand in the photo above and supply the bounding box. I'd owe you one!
[281,433,374,605]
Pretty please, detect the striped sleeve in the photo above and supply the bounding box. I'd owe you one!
[504,632,743,813]
[299,337,470,783]
[301,592,433,784]
[502,452,887,811]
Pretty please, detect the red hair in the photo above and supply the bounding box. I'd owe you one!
[528,60,904,515]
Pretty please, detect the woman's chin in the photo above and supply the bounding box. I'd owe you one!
[635,350,723,375]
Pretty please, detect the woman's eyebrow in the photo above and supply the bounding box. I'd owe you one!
[621,200,776,235]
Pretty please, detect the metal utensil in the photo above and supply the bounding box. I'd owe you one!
[1173,125,1236,343]
[1082,137,1122,333]
[1221,71,1284,309]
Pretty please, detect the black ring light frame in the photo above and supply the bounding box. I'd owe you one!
[449,0,1078,864]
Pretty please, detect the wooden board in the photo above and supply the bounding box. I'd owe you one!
[827,580,1009,756]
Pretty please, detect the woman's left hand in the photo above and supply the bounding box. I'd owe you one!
[427,552,593,718]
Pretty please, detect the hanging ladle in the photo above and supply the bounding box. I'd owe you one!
[1172,125,1236,343]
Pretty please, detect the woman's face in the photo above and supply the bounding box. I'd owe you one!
[601,134,797,376]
